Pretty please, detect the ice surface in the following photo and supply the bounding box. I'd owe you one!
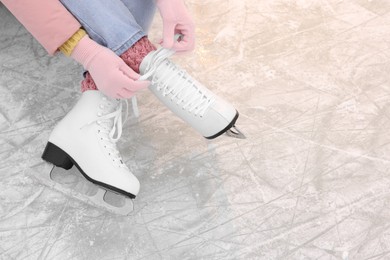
[2,0,390,259]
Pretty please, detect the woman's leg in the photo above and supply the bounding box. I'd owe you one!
[60,0,147,55]
[60,0,157,91]
[120,0,156,33]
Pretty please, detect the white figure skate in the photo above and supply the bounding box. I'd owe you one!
[40,91,139,215]
[139,47,246,139]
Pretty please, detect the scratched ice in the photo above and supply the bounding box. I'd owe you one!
[2,0,390,259]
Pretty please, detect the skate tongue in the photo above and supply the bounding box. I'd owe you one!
[103,102,124,142]
[139,48,175,81]
[83,98,124,142]
[139,34,186,78]
[139,51,154,76]
[105,98,121,114]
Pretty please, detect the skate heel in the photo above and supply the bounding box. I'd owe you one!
[42,142,74,170]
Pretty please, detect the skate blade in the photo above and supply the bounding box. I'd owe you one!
[225,125,246,139]
[30,162,134,216]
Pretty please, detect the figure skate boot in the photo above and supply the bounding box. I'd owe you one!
[139,47,245,139]
[41,90,139,214]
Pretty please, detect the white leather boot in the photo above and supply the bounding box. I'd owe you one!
[139,48,245,139]
[41,91,140,198]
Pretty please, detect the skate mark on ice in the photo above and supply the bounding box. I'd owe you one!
[1,187,43,221]
[241,113,390,164]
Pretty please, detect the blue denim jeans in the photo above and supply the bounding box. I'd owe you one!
[60,0,156,55]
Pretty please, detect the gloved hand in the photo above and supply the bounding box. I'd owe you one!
[156,0,195,52]
[71,35,150,99]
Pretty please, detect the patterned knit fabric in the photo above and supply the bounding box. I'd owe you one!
[81,36,157,92]
[119,36,157,73]
[80,72,97,92]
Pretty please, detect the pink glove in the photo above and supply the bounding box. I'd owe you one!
[156,0,195,52]
[71,35,150,99]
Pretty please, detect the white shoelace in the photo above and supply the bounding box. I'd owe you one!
[83,99,129,168]
[139,48,215,117]
[131,96,139,118]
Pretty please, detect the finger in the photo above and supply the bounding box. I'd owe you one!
[173,36,195,52]
[172,26,195,52]
[125,80,150,92]
[111,69,138,92]
[162,22,176,49]
[119,64,140,80]
[114,93,124,99]
[118,88,135,99]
